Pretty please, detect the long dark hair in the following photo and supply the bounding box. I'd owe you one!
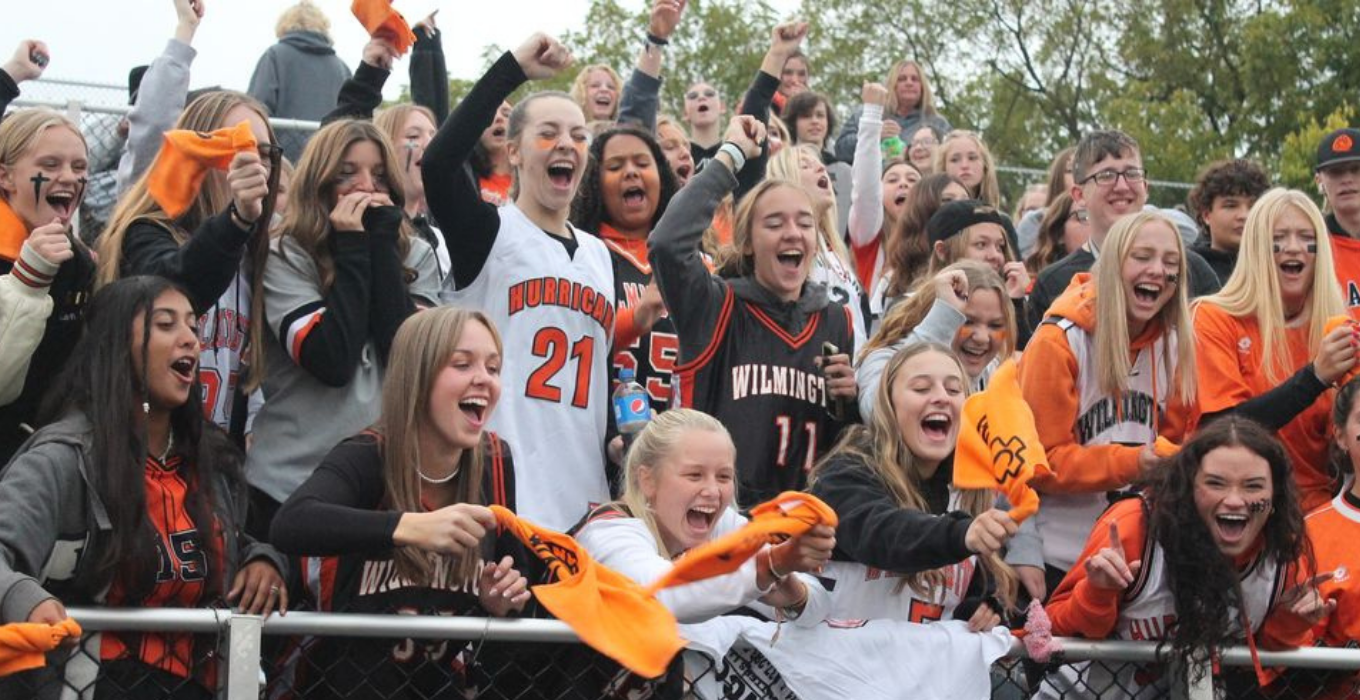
[1330,376,1360,480]
[39,276,240,602]
[570,125,680,237]
[1144,417,1312,665]
[886,173,966,297]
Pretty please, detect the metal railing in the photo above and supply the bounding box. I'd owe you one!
[19,607,1347,700]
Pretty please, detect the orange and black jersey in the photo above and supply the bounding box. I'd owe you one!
[101,453,224,687]
[673,284,855,508]
[602,227,681,416]
[269,432,539,699]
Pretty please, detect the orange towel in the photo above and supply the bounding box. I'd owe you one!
[488,506,684,678]
[0,618,82,677]
[644,492,838,596]
[351,0,417,56]
[0,198,27,262]
[147,122,258,219]
[953,359,1053,523]
[1325,315,1360,387]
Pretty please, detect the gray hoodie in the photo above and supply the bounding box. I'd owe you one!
[0,412,285,697]
[248,30,352,160]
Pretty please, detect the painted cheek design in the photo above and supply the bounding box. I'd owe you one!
[1246,498,1271,514]
[30,173,51,205]
[534,137,559,152]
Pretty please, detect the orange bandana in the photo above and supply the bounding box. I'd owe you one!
[0,619,82,677]
[351,0,417,56]
[952,359,1053,522]
[644,492,838,596]
[147,122,258,219]
[488,506,683,678]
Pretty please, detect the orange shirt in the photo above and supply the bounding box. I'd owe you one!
[1331,235,1360,309]
[1193,303,1346,512]
[1305,491,1360,647]
[479,173,512,207]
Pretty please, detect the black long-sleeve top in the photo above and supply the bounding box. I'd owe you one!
[119,212,250,314]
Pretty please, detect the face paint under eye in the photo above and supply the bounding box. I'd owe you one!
[30,173,50,205]
[1246,498,1271,514]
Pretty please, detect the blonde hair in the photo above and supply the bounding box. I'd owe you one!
[1195,188,1346,384]
[378,307,503,586]
[0,109,87,218]
[766,143,852,270]
[884,60,938,117]
[1091,211,1198,404]
[613,409,734,557]
[99,91,274,288]
[275,0,331,41]
[861,260,1016,369]
[810,343,1017,609]
[934,131,1000,208]
[569,65,622,122]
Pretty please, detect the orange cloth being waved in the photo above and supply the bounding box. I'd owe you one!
[351,0,417,56]
[952,359,1053,523]
[0,618,82,677]
[146,121,258,219]
[487,505,683,678]
[644,492,838,596]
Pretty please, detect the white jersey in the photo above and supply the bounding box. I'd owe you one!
[811,241,867,350]
[1038,532,1286,699]
[441,204,614,530]
[1036,318,1174,571]
[197,266,250,431]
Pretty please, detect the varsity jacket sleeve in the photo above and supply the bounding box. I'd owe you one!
[119,212,250,314]
[263,234,372,388]
[410,25,450,126]
[1045,499,1145,639]
[322,60,389,124]
[847,104,884,248]
[116,38,195,195]
[617,68,661,132]
[0,242,57,406]
[810,454,974,574]
[422,51,524,290]
[733,69,779,203]
[575,510,766,624]
[270,436,400,555]
[1020,322,1143,493]
[647,156,735,364]
[856,299,965,420]
[0,439,84,623]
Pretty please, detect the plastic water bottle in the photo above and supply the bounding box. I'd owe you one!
[612,368,652,438]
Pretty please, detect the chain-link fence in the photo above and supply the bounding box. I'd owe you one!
[3,608,1357,700]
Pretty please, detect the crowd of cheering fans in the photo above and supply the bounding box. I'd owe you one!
[3,0,1360,698]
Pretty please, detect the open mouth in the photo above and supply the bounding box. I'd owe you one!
[776,249,804,270]
[1279,260,1305,277]
[816,175,830,191]
[675,163,693,181]
[686,504,718,531]
[459,396,489,425]
[920,412,952,440]
[170,356,197,384]
[1215,513,1248,540]
[491,126,506,138]
[547,162,576,188]
[46,190,76,220]
[621,185,647,208]
[1132,283,1162,304]
[594,95,613,106]
[697,104,711,114]
[959,344,990,363]
[894,193,909,206]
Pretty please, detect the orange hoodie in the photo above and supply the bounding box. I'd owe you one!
[1020,273,1187,495]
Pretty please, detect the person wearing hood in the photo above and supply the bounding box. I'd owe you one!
[1019,211,1198,591]
[649,114,857,509]
[248,0,352,160]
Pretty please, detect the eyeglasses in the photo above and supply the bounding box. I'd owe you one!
[1081,167,1146,186]
[686,88,717,101]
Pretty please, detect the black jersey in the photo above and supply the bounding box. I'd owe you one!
[281,432,526,700]
[675,286,855,507]
[603,233,679,415]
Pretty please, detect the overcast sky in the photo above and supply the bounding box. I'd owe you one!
[4,0,798,108]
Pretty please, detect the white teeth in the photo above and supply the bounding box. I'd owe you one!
[691,505,716,514]
[460,397,488,407]
[1217,514,1248,522]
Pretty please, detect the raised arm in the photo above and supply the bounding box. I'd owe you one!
[409,13,449,126]
[848,84,887,248]
[116,0,202,194]
[0,40,49,115]
[617,0,684,132]
[323,39,396,124]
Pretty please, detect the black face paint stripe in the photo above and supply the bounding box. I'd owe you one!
[30,173,51,206]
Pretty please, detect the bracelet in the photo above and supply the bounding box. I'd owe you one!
[644,32,670,47]
[717,142,747,173]
[780,579,810,620]
[766,551,790,581]
[229,201,258,230]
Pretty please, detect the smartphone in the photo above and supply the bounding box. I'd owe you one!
[822,342,847,421]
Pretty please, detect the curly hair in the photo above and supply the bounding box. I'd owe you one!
[885,173,966,298]
[569,125,680,237]
[1186,158,1270,229]
[1143,416,1313,667]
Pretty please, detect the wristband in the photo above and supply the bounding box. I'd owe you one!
[229,201,258,230]
[644,32,670,47]
[767,550,790,581]
[718,142,747,173]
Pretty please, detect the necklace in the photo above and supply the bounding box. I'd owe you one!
[418,465,460,484]
[156,431,175,464]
